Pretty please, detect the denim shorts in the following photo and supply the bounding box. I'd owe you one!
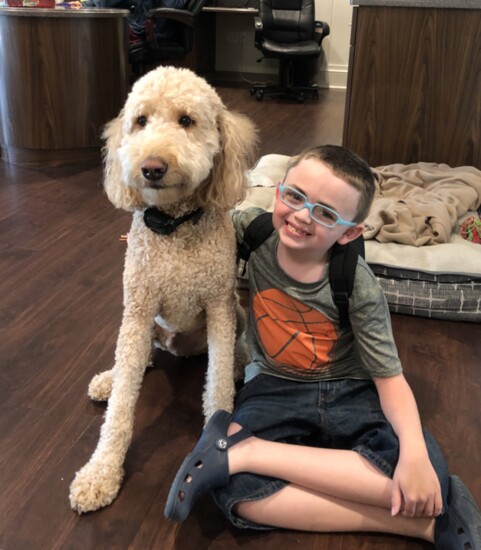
[213,374,449,530]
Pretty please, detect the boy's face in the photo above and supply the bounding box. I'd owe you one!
[272,158,364,256]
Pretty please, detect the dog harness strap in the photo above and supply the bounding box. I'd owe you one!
[143,207,204,235]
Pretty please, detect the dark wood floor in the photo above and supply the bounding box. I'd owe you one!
[1,85,480,550]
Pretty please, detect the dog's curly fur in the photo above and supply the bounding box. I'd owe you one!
[69,66,257,514]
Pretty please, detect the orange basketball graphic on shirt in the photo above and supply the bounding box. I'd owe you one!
[253,289,338,371]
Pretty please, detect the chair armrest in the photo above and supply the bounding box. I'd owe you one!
[315,20,330,43]
[254,16,263,49]
[147,8,195,28]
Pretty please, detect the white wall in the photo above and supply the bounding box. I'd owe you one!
[214,0,353,89]
[316,0,353,89]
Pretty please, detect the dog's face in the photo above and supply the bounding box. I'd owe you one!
[103,66,258,212]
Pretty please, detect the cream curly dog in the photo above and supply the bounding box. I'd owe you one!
[69,66,257,514]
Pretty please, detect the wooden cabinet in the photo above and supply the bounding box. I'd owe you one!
[343,5,481,169]
[0,7,129,167]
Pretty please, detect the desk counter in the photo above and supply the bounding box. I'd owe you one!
[351,0,481,7]
[0,6,129,167]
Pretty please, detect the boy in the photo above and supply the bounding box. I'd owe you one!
[165,145,481,549]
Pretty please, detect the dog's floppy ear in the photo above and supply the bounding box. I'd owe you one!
[102,112,142,211]
[199,109,258,211]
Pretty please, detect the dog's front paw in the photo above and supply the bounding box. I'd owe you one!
[69,460,124,514]
[88,370,113,401]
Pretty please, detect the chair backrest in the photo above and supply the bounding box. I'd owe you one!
[185,0,206,17]
[259,0,316,44]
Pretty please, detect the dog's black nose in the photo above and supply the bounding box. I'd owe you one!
[141,159,168,181]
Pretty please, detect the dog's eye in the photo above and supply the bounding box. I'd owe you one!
[136,115,147,128]
[179,115,194,128]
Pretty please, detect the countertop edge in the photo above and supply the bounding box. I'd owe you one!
[0,6,129,17]
[350,0,481,8]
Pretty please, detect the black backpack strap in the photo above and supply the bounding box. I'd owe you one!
[329,236,362,329]
[237,211,275,263]
[351,233,365,259]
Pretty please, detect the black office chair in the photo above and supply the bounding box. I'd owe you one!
[250,0,330,103]
[128,0,206,81]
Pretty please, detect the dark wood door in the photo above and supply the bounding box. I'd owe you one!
[343,6,481,169]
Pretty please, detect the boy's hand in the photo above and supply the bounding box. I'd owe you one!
[391,456,443,517]
[373,374,444,518]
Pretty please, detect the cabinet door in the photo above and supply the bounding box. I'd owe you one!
[343,6,481,169]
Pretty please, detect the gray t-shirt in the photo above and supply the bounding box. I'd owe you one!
[233,208,402,383]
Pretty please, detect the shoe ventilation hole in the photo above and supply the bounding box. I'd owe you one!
[184,474,192,483]
[464,543,472,550]
[195,461,203,469]
[178,491,185,502]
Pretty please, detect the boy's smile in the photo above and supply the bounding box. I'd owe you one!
[284,219,311,238]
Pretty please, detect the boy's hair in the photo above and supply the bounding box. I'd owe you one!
[286,145,376,223]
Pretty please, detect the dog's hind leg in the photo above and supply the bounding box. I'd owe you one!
[88,356,154,402]
[202,296,237,422]
[69,301,156,514]
[88,369,114,401]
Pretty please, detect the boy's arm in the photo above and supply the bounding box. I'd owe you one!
[373,373,443,518]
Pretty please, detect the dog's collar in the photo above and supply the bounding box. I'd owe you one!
[143,206,204,236]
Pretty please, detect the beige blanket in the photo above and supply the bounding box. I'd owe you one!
[365,163,481,246]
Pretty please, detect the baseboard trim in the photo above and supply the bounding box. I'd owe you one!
[205,67,347,90]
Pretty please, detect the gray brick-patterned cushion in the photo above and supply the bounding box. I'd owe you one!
[371,266,481,322]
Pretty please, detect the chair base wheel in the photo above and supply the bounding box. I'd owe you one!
[249,85,319,103]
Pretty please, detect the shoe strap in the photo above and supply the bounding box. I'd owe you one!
[226,428,252,448]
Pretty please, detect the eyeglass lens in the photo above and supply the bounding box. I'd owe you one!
[281,187,338,227]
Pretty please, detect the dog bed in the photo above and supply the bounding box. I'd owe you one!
[239,155,481,322]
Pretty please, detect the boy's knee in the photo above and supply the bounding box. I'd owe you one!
[233,493,281,524]
[233,499,261,521]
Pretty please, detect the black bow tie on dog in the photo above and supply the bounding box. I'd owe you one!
[143,207,204,236]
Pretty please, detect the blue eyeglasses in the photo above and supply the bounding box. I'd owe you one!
[278,184,357,228]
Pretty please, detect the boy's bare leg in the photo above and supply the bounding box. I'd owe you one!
[227,425,435,541]
[236,484,434,541]
[229,434,392,507]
